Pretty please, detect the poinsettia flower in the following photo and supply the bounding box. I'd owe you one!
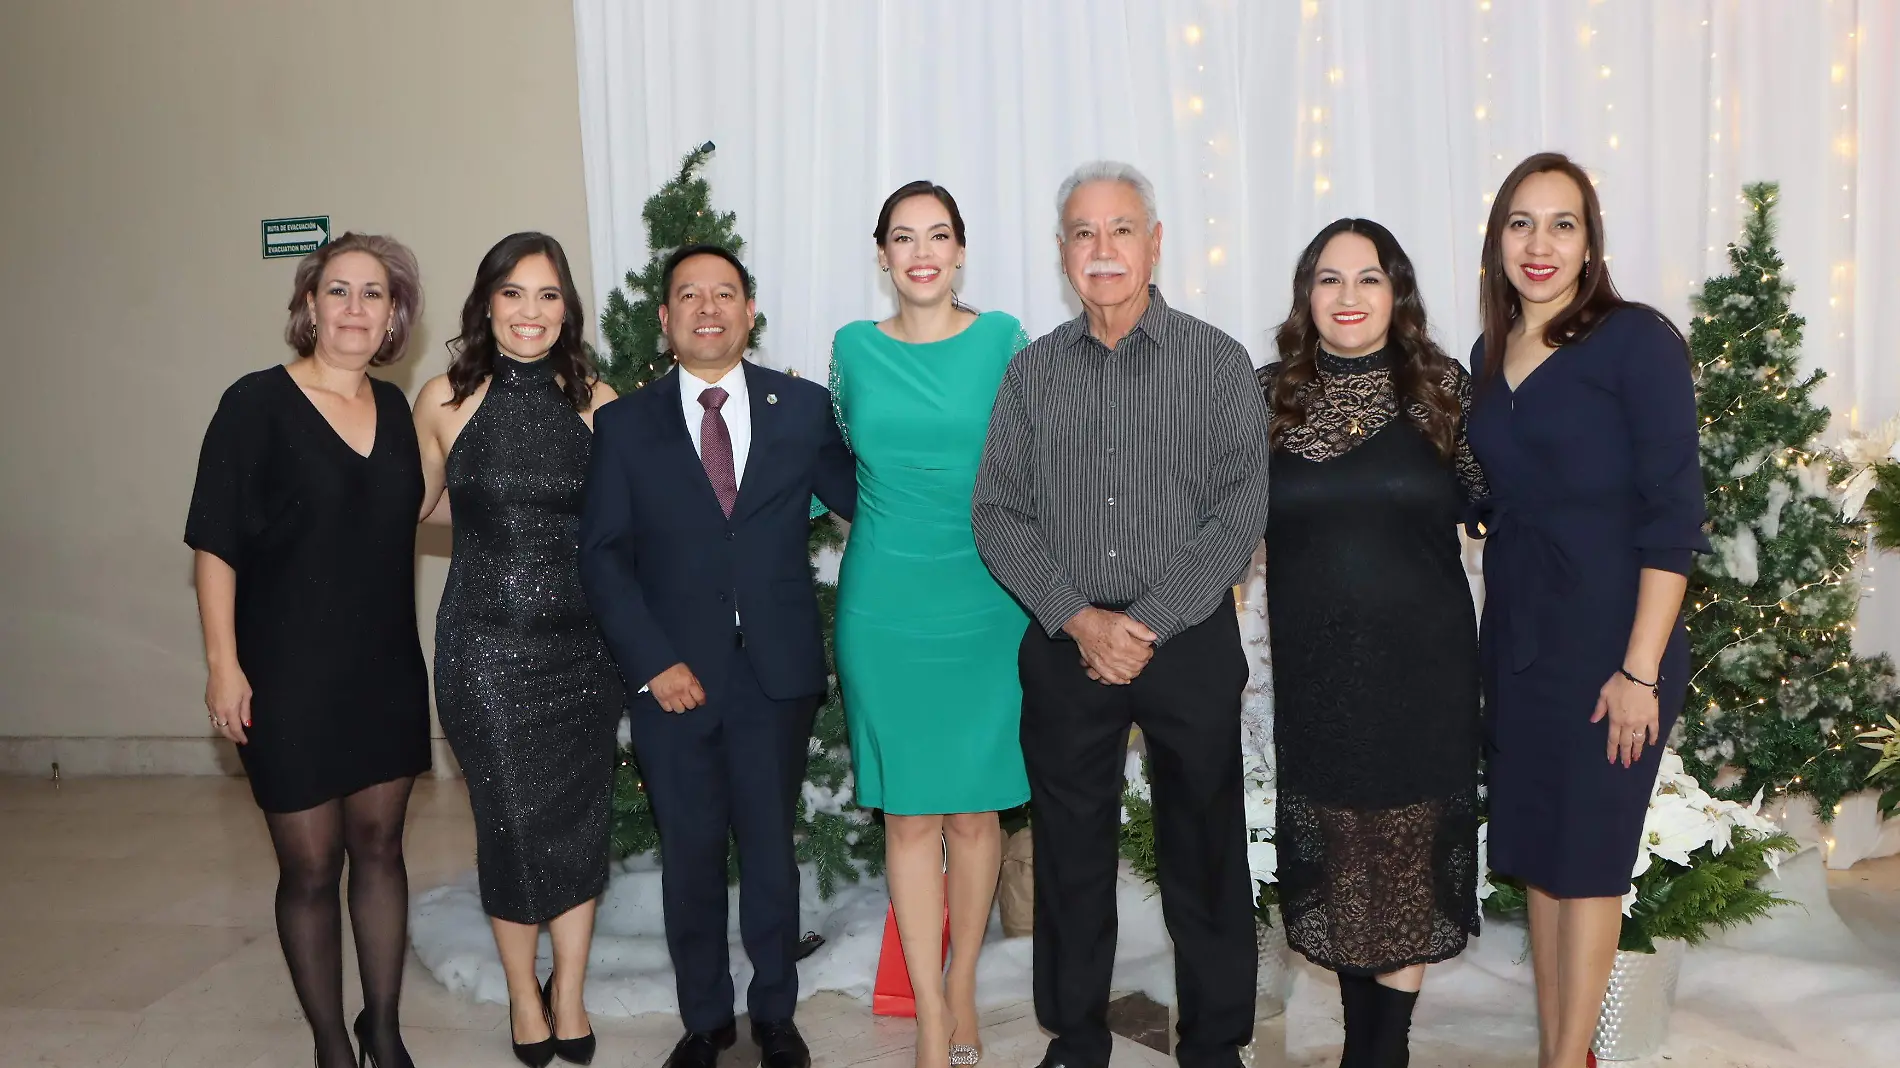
[1642,794,1724,867]
[1123,749,1150,802]
[1247,836,1278,895]
[1839,465,1879,521]
[1243,785,1276,831]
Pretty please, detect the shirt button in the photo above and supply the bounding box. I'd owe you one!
[1107,497,1116,505]
[1108,446,1117,454]
[1108,549,1118,558]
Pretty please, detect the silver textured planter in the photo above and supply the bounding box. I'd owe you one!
[1238,910,1290,1068]
[1254,909,1291,1019]
[1590,939,1686,1061]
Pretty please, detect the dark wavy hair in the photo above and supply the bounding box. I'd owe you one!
[1478,152,1684,391]
[1271,218,1460,459]
[445,232,596,411]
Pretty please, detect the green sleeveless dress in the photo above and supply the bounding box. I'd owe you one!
[831,311,1032,815]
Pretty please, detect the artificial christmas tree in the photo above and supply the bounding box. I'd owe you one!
[1678,182,1890,812]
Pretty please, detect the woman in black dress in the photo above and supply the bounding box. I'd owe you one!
[413,233,623,1067]
[187,233,430,1068]
[1259,219,1486,1068]
[1465,154,1708,1068]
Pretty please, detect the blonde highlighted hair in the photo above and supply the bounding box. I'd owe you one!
[283,232,423,365]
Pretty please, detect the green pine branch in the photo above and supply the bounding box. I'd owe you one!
[1862,464,1900,552]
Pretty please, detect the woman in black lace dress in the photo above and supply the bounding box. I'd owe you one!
[414,233,624,1067]
[1259,219,1487,1068]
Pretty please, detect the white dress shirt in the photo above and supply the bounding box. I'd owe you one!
[679,361,752,488]
[677,361,753,640]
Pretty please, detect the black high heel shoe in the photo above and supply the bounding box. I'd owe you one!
[352,1010,414,1068]
[511,985,557,1068]
[541,974,597,1065]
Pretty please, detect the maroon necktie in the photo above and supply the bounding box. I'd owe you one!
[698,386,738,517]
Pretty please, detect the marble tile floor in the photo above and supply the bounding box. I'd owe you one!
[2,774,1895,1068]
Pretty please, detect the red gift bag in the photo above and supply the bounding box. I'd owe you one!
[871,892,951,1017]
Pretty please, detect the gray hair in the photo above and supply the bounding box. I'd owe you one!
[1055,160,1160,240]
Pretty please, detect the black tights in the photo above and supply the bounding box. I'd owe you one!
[264,776,417,1068]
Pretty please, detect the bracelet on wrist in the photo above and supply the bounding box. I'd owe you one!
[1619,667,1660,697]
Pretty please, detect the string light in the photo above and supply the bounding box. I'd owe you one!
[1182,19,1216,301]
[1475,0,1496,214]
[1303,9,1339,202]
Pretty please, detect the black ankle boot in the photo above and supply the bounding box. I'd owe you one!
[1336,972,1379,1068]
[1367,981,1420,1068]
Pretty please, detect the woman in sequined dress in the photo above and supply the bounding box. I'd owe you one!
[414,233,624,1068]
[1258,219,1487,1068]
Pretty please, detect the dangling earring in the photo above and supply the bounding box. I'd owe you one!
[309,322,317,340]
[1582,259,1591,279]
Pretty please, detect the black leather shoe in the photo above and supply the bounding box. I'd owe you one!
[541,975,596,1065]
[509,983,557,1068]
[750,1019,811,1068]
[662,1021,737,1068]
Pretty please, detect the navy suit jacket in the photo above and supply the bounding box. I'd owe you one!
[579,362,856,703]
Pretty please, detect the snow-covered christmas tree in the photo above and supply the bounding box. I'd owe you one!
[1678,182,1891,813]
[598,142,882,895]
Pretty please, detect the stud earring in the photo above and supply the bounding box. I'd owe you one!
[880,266,890,273]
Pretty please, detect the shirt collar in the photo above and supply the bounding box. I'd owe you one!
[679,360,749,405]
[1063,284,1173,350]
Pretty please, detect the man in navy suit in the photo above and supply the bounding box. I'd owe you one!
[579,244,855,1068]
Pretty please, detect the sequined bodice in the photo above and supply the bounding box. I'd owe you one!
[441,355,595,625]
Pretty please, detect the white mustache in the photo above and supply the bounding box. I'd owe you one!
[1084,259,1128,277]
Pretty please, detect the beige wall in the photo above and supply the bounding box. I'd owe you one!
[0,1,595,750]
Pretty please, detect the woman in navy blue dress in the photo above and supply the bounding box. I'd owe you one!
[1465,152,1708,1068]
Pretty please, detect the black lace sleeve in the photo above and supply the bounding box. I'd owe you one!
[1256,362,1280,446]
[1446,361,1489,503]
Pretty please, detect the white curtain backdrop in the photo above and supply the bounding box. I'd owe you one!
[572,0,1899,650]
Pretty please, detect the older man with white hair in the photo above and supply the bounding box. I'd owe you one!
[971,161,1270,1068]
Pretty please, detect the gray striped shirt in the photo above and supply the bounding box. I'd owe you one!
[972,286,1270,644]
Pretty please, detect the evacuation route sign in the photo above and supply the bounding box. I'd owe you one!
[261,216,330,259]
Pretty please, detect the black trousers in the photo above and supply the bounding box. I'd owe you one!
[628,646,818,1033]
[1021,598,1256,1068]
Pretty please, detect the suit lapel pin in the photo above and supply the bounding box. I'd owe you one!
[766,393,779,404]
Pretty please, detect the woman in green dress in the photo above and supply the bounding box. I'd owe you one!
[831,181,1031,1068]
